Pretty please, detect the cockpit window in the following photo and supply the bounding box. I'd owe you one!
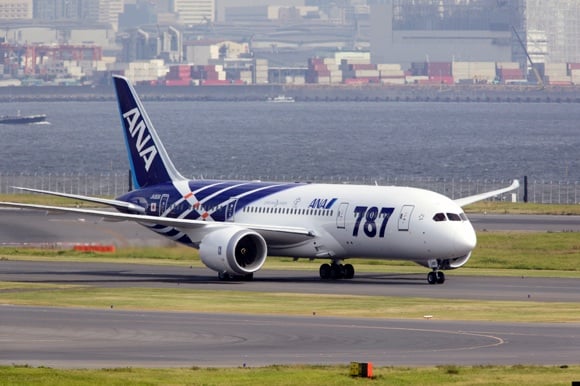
[433,213,447,222]
[460,213,468,221]
[447,213,462,221]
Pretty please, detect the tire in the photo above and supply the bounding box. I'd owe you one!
[344,264,355,279]
[319,263,331,279]
[427,271,437,285]
[330,264,342,279]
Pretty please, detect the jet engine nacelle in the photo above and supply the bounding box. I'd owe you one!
[419,252,472,270]
[199,226,268,276]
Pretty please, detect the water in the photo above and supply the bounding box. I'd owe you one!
[2,100,579,181]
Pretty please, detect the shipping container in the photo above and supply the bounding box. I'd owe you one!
[496,62,520,70]
[380,78,406,85]
[310,64,329,71]
[165,79,191,86]
[544,63,567,77]
[201,79,233,85]
[545,75,572,84]
[377,63,402,71]
[379,70,405,78]
[344,78,369,85]
[353,69,380,78]
[410,62,427,76]
[323,58,336,66]
[426,62,452,77]
[350,63,377,71]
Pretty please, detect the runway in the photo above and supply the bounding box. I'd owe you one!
[1,305,579,368]
[1,260,579,368]
[1,209,580,368]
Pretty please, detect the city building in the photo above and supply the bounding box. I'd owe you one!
[34,0,123,30]
[522,0,580,64]
[0,0,33,20]
[369,0,580,69]
[174,0,215,25]
[369,0,515,67]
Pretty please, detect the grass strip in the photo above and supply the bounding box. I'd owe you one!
[0,364,579,386]
[1,283,579,323]
[464,201,580,215]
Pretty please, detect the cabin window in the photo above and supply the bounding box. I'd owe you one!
[433,213,447,222]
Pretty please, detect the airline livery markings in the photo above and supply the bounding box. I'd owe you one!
[123,107,158,172]
[353,206,395,238]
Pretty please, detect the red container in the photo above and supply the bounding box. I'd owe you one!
[427,62,452,77]
[343,78,369,84]
[351,64,376,70]
[165,79,191,86]
[201,79,231,85]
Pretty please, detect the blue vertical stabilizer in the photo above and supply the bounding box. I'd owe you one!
[113,75,185,189]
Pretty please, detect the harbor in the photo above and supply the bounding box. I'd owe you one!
[0,83,578,103]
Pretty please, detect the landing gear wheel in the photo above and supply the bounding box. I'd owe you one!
[427,271,437,285]
[343,264,355,279]
[436,271,445,284]
[218,272,231,281]
[329,263,343,279]
[319,263,331,279]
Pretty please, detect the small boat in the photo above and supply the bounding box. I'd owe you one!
[0,113,47,124]
[267,95,295,103]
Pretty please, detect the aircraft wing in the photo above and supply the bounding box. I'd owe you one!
[0,201,314,237]
[11,187,146,214]
[453,179,520,207]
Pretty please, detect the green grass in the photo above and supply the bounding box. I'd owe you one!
[0,364,578,386]
[464,201,580,215]
[0,194,104,207]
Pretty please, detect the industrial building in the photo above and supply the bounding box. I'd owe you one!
[369,0,580,68]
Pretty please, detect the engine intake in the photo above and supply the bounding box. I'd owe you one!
[199,227,268,276]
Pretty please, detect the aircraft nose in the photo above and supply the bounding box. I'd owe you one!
[455,223,477,254]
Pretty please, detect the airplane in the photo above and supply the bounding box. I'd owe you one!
[0,75,519,284]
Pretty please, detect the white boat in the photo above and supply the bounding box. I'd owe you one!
[267,95,295,103]
[0,113,47,124]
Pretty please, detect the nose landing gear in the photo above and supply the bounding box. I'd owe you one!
[427,259,446,284]
[427,270,445,285]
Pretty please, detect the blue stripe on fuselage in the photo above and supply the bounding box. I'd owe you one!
[118,180,305,221]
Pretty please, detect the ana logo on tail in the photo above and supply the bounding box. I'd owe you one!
[123,107,158,172]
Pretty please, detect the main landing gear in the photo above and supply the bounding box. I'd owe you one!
[319,262,355,280]
[427,270,445,285]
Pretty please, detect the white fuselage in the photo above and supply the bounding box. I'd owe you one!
[174,183,476,266]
